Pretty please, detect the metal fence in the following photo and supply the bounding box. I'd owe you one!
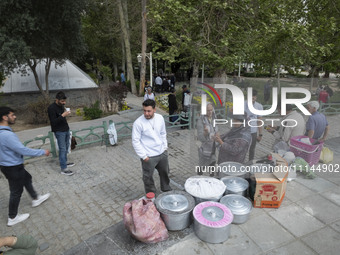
[24,113,192,158]
[23,102,340,158]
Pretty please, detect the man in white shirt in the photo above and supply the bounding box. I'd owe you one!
[132,99,172,193]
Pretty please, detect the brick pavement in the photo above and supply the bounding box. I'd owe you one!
[0,93,339,254]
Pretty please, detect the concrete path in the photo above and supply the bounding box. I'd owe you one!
[0,92,339,255]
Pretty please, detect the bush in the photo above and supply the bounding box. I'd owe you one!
[76,108,83,116]
[83,101,103,120]
[27,97,51,124]
[107,82,129,110]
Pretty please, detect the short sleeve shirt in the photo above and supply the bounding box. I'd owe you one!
[305,111,328,139]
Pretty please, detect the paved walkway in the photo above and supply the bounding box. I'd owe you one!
[0,93,339,255]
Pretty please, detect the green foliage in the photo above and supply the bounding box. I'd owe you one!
[0,0,87,95]
[83,101,103,120]
[106,82,129,110]
[27,97,51,124]
[76,108,83,116]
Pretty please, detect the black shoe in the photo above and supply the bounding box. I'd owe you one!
[67,163,75,167]
[61,170,74,176]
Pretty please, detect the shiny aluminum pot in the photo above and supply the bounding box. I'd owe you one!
[218,162,246,178]
[193,201,233,243]
[155,190,195,231]
[220,194,253,224]
[221,176,249,196]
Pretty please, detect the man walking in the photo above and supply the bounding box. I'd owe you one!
[0,107,50,226]
[132,99,172,194]
[48,91,74,176]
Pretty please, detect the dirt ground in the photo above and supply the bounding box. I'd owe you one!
[12,111,84,132]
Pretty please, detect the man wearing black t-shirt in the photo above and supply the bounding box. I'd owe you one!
[47,91,74,176]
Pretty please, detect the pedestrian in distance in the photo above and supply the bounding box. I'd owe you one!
[120,71,126,86]
[305,101,329,142]
[47,91,75,176]
[0,107,50,227]
[168,88,178,123]
[132,99,172,194]
[144,87,155,101]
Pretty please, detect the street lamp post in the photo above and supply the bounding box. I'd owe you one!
[137,52,153,88]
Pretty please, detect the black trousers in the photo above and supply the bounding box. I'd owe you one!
[141,151,172,193]
[249,133,258,161]
[0,164,38,218]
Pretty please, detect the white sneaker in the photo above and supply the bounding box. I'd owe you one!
[7,213,30,226]
[32,193,50,207]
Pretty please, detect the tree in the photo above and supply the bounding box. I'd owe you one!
[117,0,137,94]
[0,0,86,98]
[139,0,147,95]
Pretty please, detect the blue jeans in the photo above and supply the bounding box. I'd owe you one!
[55,131,70,170]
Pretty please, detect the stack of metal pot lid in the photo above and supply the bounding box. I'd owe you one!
[193,201,233,244]
[220,194,253,224]
[218,162,246,178]
[221,176,249,196]
[155,190,195,231]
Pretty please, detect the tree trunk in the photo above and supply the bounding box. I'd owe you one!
[139,0,147,95]
[190,59,199,88]
[310,66,317,92]
[122,0,130,41]
[324,69,330,78]
[117,0,136,94]
[113,62,118,80]
[121,39,126,74]
[277,65,281,91]
[27,59,49,99]
[213,69,227,105]
[44,58,52,96]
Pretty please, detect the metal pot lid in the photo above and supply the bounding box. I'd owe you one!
[201,206,225,221]
[221,177,249,192]
[218,162,245,176]
[220,194,253,215]
[155,190,195,214]
[159,194,189,212]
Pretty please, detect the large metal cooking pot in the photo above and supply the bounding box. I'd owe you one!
[220,194,253,224]
[221,176,249,196]
[218,162,246,178]
[185,176,226,205]
[248,163,272,200]
[155,190,195,231]
[193,201,233,243]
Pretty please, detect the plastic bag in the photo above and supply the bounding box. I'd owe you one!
[123,199,168,243]
[107,122,118,145]
[273,141,290,154]
[292,157,316,179]
[185,177,226,200]
[320,147,333,163]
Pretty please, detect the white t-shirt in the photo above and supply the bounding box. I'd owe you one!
[132,113,167,159]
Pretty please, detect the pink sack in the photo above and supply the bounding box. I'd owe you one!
[123,199,169,243]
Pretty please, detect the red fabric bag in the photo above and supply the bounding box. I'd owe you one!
[123,199,168,243]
